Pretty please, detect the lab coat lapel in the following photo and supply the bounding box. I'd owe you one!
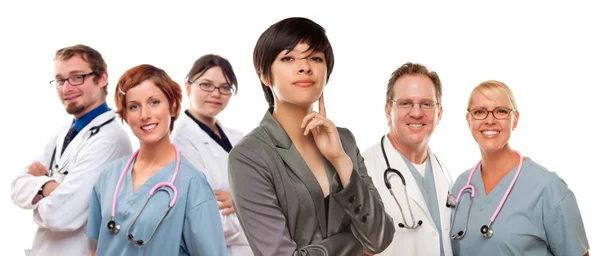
[429,149,451,226]
[186,115,228,161]
[52,125,69,165]
[182,114,211,144]
[382,136,431,223]
[260,111,328,237]
[217,119,242,146]
[57,111,115,168]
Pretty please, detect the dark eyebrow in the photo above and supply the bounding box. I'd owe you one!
[197,79,213,84]
[198,79,230,87]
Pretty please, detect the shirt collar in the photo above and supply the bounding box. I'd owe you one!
[73,103,110,131]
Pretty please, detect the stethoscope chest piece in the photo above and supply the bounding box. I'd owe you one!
[480,224,493,238]
[107,219,120,234]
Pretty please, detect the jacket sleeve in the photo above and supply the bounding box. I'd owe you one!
[33,139,127,231]
[11,133,57,209]
[228,144,363,256]
[330,128,395,254]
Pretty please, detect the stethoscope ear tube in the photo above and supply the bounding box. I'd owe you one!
[384,168,406,188]
[48,117,116,177]
[107,144,181,246]
[380,135,422,229]
[450,151,524,239]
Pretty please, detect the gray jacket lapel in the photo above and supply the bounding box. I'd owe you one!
[260,110,328,237]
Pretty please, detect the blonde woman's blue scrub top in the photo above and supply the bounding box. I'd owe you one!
[450,158,589,256]
[86,155,228,256]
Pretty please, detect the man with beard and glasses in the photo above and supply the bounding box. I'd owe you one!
[10,44,132,256]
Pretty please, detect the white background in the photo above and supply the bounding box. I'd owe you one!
[1,1,597,254]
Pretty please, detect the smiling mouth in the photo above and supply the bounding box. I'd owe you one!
[481,130,500,138]
[64,95,80,101]
[408,124,424,128]
[141,123,157,132]
[482,131,499,135]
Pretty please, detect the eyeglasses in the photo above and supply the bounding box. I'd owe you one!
[468,107,516,120]
[50,72,96,87]
[392,100,439,112]
[190,81,235,95]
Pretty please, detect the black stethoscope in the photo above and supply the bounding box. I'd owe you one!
[47,117,116,177]
[380,135,456,229]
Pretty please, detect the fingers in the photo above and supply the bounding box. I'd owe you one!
[35,163,48,175]
[215,193,227,201]
[27,162,47,176]
[27,164,36,175]
[319,93,326,117]
[221,206,235,216]
[304,118,327,136]
[300,112,319,129]
[300,112,329,129]
[218,200,232,209]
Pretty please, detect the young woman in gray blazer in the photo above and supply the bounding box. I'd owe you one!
[227,17,395,256]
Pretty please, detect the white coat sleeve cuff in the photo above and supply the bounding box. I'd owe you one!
[11,173,53,209]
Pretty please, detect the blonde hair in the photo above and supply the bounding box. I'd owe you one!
[467,80,518,111]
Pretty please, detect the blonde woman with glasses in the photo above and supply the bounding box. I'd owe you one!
[449,80,590,256]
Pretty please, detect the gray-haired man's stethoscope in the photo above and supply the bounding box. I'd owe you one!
[47,117,116,177]
[380,135,457,229]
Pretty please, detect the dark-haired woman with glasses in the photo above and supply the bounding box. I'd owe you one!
[171,54,252,256]
[449,80,589,256]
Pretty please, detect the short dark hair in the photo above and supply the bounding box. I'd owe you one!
[253,17,334,109]
[55,44,108,96]
[185,54,238,94]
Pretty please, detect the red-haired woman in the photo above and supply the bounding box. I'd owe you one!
[86,64,227,256]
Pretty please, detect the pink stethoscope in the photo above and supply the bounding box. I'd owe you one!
[449,151,523,239]
[106,144,180,246]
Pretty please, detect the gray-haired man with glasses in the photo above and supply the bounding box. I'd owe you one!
[11,44,131,256]
[361,62,455,256]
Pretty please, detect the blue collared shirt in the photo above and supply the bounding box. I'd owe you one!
[73,103,110,132]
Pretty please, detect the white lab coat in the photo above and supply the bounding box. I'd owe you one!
[11,111,133,256]
[171,114,252,256]
[362,135,454,256]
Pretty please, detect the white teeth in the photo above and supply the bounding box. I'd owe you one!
[142,124,156,130]
[482,131,499,135]
[408,124,423,128]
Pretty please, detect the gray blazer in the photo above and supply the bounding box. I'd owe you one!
[228,110,395,256]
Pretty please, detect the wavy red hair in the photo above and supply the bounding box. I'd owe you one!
[114,64,182,132]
